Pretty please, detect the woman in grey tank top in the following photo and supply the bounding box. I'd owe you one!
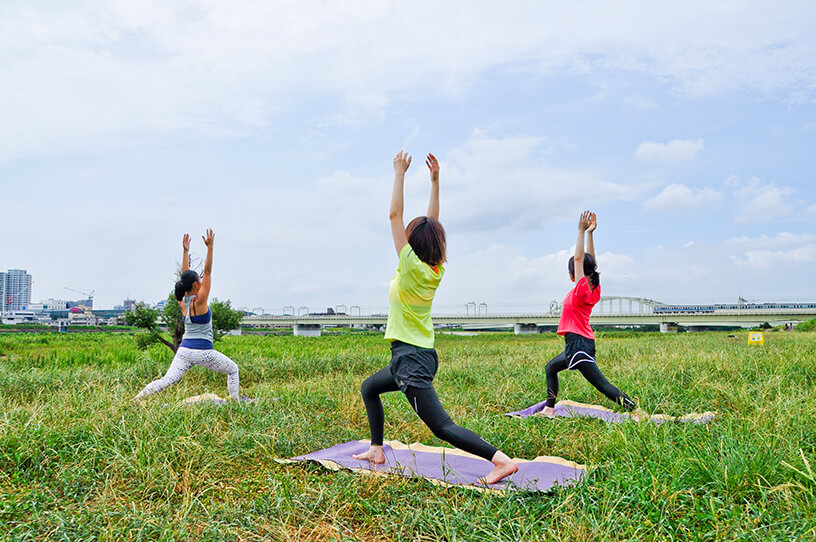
[135,230,244,402]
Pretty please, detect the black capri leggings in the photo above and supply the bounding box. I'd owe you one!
[360,366,498,461]
[545,350,636,410]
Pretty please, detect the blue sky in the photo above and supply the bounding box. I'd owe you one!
[2,1,815,312]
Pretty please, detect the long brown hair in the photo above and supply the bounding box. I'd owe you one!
[406,216,446,266]
[568,253,600,288]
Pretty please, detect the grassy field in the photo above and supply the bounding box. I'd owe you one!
[1,330,815,541]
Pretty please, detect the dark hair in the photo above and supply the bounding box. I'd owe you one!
[568,253,600,289]
[406,216,446,266]
[175,270,200,301]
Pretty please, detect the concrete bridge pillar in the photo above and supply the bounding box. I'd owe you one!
[294,324,321,337]
[514,323,538,335]
[660,322,678,334]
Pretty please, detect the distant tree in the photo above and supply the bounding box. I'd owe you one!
[127,294,244,353]
[210,299,243,337]
[125,303,175,351]
[162,293,185,351]
[796,318,816,332]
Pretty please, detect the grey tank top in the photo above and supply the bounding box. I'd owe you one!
[181,295,214,345]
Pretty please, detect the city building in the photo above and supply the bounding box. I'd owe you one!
[67,299,93,310]
[27,298,70,313]
[68,311,98,326]
[2,269,33,312]
[114,299,137,311]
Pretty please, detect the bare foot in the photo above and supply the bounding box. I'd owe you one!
[481,451,519,485]
[352,445,386,464]
[541,406,556,418]
[631,408,649,422]
[132,396,145,405]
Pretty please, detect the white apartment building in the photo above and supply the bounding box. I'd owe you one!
[27,299,71,313]
[3,269,33,312]
[68,311,98,326]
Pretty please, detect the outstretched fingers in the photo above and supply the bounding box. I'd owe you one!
[393,150,412,174]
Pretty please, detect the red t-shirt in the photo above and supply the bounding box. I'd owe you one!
[557,277,601,339]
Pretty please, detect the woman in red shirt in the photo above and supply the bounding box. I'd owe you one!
[542,211,643,419]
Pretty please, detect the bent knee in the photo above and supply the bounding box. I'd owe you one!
[360,377,375,397]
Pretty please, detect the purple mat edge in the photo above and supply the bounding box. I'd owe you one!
[505,400,716,424]
[285,440,587,493]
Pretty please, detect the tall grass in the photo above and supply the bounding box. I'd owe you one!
[1,331,814,540]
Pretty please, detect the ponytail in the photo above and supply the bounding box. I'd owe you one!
[584,253,600,289]
[174,280,187,301]
[175,270,200,301]
[568,254,601,289]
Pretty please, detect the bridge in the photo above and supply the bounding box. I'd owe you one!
[242,296,816,336]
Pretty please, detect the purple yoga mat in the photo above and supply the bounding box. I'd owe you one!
[505,400,715,424]
[284,440,586,493]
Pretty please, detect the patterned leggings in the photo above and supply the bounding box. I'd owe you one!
[136,347,240,400]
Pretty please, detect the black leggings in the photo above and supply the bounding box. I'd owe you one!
[545,351,636,410]
[360,367,498,461]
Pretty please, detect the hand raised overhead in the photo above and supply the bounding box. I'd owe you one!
[587,212,597,233]
[182,233,191,251]
[426,153,439,183]
[393,151,412,175]
[578,210,592,232]
[202,228,215,247]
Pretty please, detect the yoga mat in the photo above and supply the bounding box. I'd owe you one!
[278,439,587,493]
[178,393,262,405]
[181,393,228,405]
[505,399,715,424]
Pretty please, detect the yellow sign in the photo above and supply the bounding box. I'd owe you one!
[748,332,765,345]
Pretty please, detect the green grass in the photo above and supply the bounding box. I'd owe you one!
[1,330,815,541]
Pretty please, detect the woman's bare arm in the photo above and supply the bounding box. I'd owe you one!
[389,151,411,256]
[573,211,591,284]
[426,153,439,221]
[181,234,191,273]
[586,212,596,258]
[197,229,214,305]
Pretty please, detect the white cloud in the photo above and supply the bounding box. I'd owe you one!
[635,139,704,162]
[726,232,816,251]
[437,131,640,232]
[0,130,641,310]
[806,204,816,215]
[726,176,795,224]
[728,233,816,269]
[643,183,722,211]
[1,2,816,159]
[606,233,816,303]
[683,241,695,248]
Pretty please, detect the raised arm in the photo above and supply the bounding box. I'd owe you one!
[181,234,191,273]
[197,229,214,303]
[586,212,596,258]
[573,211,591,284]
[389,151,411,256]
[426,153,440,221]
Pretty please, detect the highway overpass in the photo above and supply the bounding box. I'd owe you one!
[243,307,816,336]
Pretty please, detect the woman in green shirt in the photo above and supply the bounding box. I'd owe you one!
[352,151,518,485]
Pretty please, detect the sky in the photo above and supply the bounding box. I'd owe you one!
[2,0,815,314]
